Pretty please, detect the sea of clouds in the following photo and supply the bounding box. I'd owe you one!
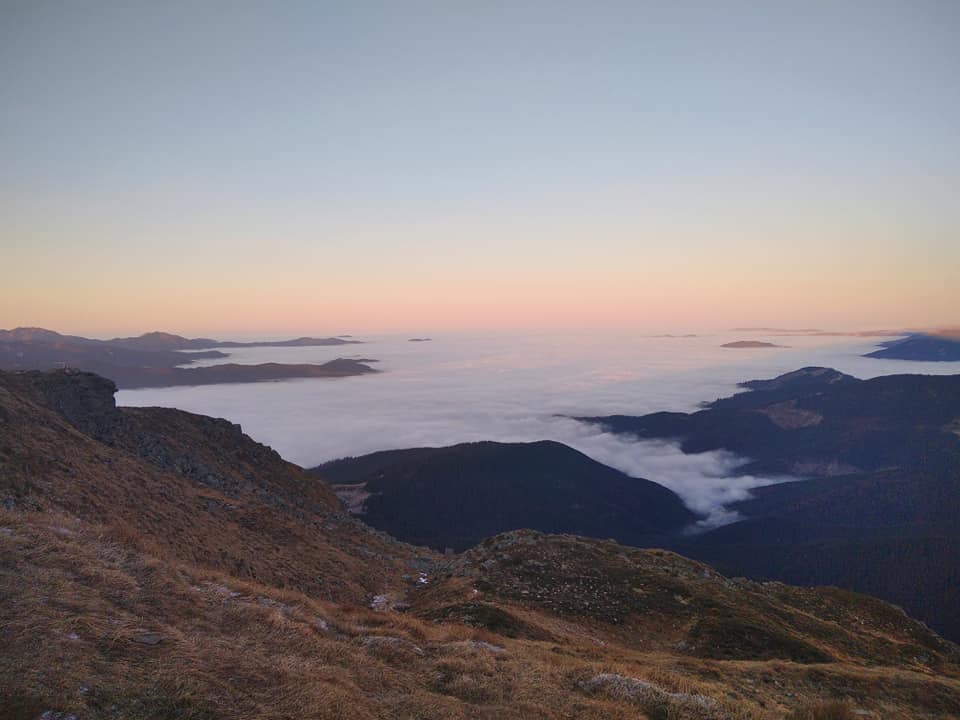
[118,331,960,527]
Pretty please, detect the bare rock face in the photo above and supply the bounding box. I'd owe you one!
[20,370,119,439]
[131,632,164,646]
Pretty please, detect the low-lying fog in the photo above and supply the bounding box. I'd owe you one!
[119,331,960,527]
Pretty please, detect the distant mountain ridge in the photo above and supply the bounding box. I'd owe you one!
[721,340,784,348]
[107,329,362,350]
[92,359,379,388]
[577,366,960,477]
[0,326,102,345]
[0,326,374,388]
[0,326,361,350]
[865,333,960,361]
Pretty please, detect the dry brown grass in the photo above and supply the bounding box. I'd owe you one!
[0,513,653,719]
[0,372,424,606]
[784,701,856,720]
[3,372,960,719]
[5,508,960,719]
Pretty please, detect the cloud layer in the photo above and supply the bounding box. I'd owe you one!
[119,332,960,526]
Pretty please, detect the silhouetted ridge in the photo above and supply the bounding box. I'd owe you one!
[313,440,698,551]
[0,326,375,387]
[578,367,960,476]
[865,333,960,361]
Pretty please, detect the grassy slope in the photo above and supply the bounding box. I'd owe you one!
[0,372,418,604]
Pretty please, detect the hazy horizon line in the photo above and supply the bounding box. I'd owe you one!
[2,321,938,343]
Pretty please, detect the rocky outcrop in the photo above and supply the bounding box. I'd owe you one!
[17,370,120,438]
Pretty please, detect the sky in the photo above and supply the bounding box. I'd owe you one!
[2,1,958,336]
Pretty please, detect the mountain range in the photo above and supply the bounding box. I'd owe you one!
[0,327,361,349]
[0,327,374,388]
[2,368,959,718]
[577,366,960,477]
[864,333,960,361]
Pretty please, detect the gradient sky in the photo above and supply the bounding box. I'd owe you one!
[2,1,958,336]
